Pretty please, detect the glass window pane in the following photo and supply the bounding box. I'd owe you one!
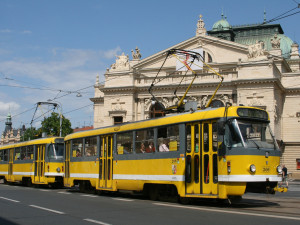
[186,125,191,153]
[204,124,209,152]
[15,148,21,161]
[135,129,154,153]
[213,154,218,183]
[212,123,218,152]
[72,139,83,157]
[84,136,97,157]
[117,132,133,154]
[204,155,209,184]
[158,125,180,152]
[186,155,192,183]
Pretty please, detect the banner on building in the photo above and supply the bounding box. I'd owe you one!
[176,48,203,71]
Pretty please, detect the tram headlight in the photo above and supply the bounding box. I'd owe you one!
[56,167,61,173]
[250,164,256,173]
[277,165,282,173]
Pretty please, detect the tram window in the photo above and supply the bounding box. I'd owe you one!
[107,159,111,180]
[84,136,97,157]
[204,123,209,152]
[108,137,112,157]
[158,125,180,152]
[15,147,21,160]
[0,151,3,161]
[194,155,200,183]
[213,154,218,183]
[195,125,199,153]
[48,143,64,159]
[4,150,8,161]
[135,129,154,153]
[117,131,133,154]
[204,155,209,184]
[20,147,26,160]
[186,155,192,183]
[26,145,34,160]
[72,139,83,157]
[186,125,191,153]
[212,123,218,152]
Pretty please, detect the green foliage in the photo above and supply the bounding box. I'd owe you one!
[41,112,73,137]
[21,127,42,141]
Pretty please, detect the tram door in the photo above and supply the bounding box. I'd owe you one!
[186,122,218,195]
[99,135,113,189]
[64,141,71,186]
[34,145,45,183]
[8,149,14,181]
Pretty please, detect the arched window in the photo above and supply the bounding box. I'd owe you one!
[203,51,213,63]
[149,102,165,119]
[210,100,224,108]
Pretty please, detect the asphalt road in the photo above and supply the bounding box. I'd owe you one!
[0,182,300,225]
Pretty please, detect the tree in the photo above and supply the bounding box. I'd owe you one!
[21,127,42,141]
[41,112,73,137]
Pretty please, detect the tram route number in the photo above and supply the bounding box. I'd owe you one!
[262,167,270,173]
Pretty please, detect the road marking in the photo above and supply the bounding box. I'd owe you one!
[0,196,20,203]
[113,198,134,202]
[83,218,112,225]
[81,194,98,198]
[40,189,51,192]
[58,191,71,194]
[153,203,300,221]
[29,205,65,214]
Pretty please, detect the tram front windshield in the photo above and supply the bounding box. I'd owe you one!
[48,143,64,160]
[224,119,277,150]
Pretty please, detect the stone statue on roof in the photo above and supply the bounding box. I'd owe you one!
[271,34,281,49]
[131,47,142,60]
[110,52,130,71]
[248,40,265,58]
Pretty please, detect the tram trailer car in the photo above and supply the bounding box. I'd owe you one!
[0,137,64,187]
[64,106,282,200]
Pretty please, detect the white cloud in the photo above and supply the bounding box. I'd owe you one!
[0,46,122,130]
[101,46,122,59]
[0,101,21,116]
[0,29,12,33]
[21,30,32,34]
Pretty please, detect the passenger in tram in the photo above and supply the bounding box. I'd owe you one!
[146,142,155,153]
[159,139,169,152]
[140,142,146,153]
[76,149,81,157]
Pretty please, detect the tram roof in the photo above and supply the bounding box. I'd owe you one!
[65,106,269,141]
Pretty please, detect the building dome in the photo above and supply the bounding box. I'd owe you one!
[277,34,294,58]
[212,13,231,31]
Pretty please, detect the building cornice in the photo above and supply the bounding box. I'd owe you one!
[90,97,104,103]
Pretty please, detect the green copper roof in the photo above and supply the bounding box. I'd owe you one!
[212,14,231,31]
[208,20,294,59]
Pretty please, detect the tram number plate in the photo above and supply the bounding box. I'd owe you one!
[262,167,270,173]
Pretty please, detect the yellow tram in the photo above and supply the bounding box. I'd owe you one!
[64,105,282,200]
[0,137,64,187]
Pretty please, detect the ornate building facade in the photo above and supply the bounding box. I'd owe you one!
[91,15,300,178]
[0,113,22,145]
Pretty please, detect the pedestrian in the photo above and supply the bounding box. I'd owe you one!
[281,164,288,188]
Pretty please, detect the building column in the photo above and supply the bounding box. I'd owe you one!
[140,98,145,120]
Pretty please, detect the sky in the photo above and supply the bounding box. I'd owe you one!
[0,0,299,134]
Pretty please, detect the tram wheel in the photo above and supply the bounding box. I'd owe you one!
[178,197,191,205]
[149,186,159,201]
